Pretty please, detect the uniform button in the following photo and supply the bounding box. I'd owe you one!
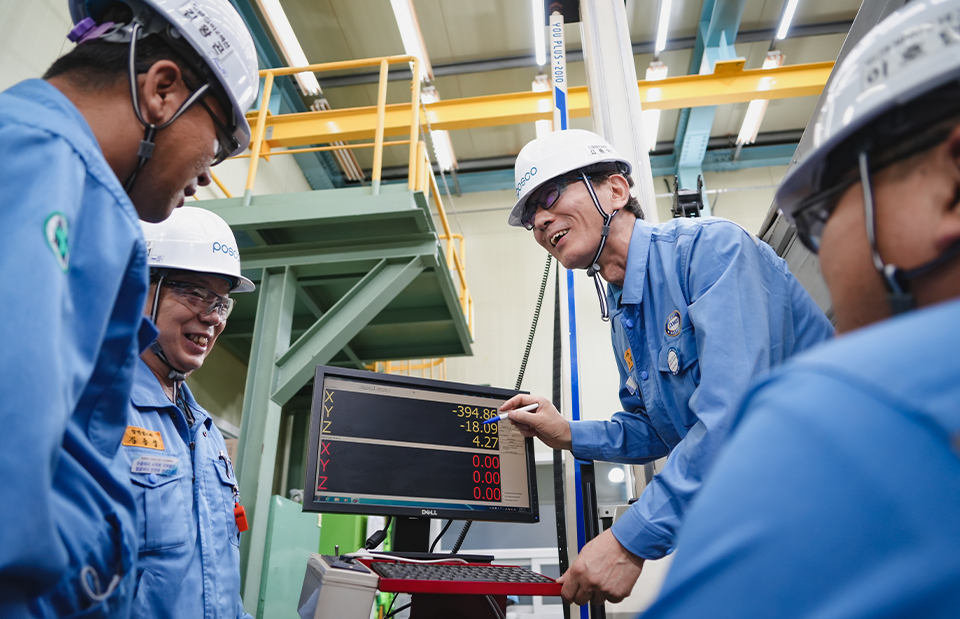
[203,431,207,437]
[624,317,634,329]
[640,371,649,380]
[148,473,158,484]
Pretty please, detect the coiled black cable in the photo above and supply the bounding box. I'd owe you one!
[450,253,554,554]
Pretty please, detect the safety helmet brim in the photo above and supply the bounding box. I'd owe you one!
[776,0,960,221]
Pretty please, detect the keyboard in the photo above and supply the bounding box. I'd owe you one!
[360,559,563,596]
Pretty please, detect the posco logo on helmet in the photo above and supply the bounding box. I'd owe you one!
[516,166,538,197]
[212,241,240,261]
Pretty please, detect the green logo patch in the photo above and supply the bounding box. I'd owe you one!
[44,212,69,271]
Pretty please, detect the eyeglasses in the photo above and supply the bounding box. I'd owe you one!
[163,280,235,319]
[520,175,585,230]
[791,124,953,253]
[196,96,239,166]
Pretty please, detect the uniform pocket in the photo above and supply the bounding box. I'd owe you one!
[658,325,699,375]
[131,470,189,551]
[213,458,241,547]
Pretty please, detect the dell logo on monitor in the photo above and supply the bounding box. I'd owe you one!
[421,509,438,516]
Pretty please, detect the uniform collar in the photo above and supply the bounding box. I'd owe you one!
[131,357,210,427]
[614,218,655,306]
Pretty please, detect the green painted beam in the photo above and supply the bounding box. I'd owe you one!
[237,267,298,613]
[294,284,366,370]
[203,185,434,235]
[238,237,440,271]
[271,257,427,404]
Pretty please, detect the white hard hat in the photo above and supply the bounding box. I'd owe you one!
[141,206,255,292]
[776,0,960,218]
[69,0,258,159]
[509,129,632,228]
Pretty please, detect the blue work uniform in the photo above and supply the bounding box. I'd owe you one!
[644,298,960,619]
[0,79,153,618]
[568,217,834,559]
[125,359,252,619]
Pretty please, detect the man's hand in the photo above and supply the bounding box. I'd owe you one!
[557,528,645,606]
[500,395,572,451]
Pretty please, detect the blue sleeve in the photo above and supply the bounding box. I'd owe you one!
[0,125,90,605]
[611,224,806,559]
[569,352,671,463]
[644,368,960,618]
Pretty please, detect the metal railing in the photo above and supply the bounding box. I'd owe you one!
[204,55,474,341]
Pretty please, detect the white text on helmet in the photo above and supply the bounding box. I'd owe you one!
[213,241,240,261]
[516,167,538,197]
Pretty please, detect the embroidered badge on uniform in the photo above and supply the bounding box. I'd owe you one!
[44,212,69,271]
[665,310,681,337]
[122,426,165,451]
[624,348,635,371]
[667,348,681,375]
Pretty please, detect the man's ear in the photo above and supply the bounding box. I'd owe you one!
[137,60,191,126]
[607,174,632,211]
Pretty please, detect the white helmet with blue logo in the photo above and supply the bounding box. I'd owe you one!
[508,129,632,228]
[141,206,254,292]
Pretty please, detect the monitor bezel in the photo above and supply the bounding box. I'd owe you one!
[301,365,539,524]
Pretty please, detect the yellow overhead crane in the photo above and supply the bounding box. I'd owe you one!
[252,59,834,149]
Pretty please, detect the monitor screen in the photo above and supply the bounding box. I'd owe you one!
[302,365,539,523]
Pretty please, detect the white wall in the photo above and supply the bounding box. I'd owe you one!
[0,1,74,91]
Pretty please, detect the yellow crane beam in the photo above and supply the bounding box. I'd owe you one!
[255,60,834,149]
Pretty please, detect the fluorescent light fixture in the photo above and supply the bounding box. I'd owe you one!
[642,62,668,151]
[258,0,321,96]
[655,0,673,54]
[390,0,433,81]
[736,51,783,145]
[776,0,801,40]
[532,0,546,66]
[422,86,456,170]
[532,75,552,138]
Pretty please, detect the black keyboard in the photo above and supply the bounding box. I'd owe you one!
[362,559,562,596]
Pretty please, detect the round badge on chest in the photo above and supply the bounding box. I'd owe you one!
[665,310,681,337]
[667,347,681,375]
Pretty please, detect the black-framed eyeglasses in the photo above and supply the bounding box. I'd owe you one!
[790,125,954,253]
[163,280,235,319]
[196,95,239,166]
[521,174,588,230]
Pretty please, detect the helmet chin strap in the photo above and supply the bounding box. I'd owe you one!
[859,151,960,315]
[148,274,190,414]
[119,21,210,194]
[579,170,617,322]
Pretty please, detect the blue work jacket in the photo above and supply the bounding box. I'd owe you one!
[125,359,251,619]
[569,217,834,560]
[644,298,960,619]
[0,79,153,618]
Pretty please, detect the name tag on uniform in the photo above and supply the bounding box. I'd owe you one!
[122,426,165,451]
[625,375,639,395]
[130,455,179,476]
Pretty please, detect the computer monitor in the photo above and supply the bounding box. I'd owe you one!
[302,365,539,528]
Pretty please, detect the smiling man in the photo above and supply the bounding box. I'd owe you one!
[127,207,255,619]
[0,1,257,616]
[500,129,834,606]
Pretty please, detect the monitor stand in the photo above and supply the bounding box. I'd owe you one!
[392,516,431,553]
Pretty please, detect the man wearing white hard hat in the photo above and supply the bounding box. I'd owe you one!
[0,1,257,615]
[643,2,960,616]
[125,207,254,618]
[499,129,833,605]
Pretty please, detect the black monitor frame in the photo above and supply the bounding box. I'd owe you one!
[302,365,539,524]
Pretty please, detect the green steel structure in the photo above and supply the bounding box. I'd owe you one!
[201,183,474,609]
